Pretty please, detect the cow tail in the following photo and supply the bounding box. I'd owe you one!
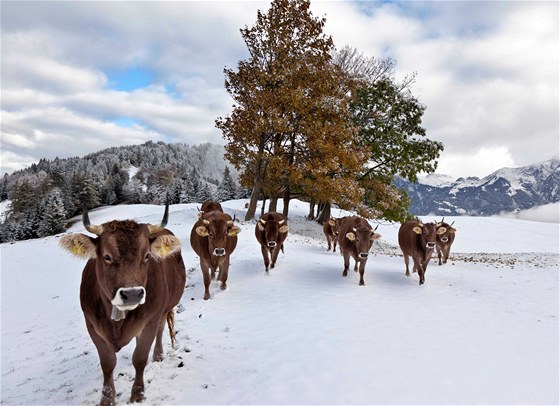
[166,310,177,349]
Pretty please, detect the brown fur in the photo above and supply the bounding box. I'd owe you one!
[255,212,288,273]
[398,221,438,285]
[60,217,186,405]
[323,217,341,252]
[190,210,240,300]
[436,221,456,265]
[337,216,381,286]
[200,200,223,213]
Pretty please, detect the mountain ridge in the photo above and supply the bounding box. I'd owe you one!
[396,159,560,216]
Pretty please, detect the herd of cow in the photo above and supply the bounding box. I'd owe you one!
[59,200,456,405]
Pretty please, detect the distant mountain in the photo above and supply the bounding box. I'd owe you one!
[394,159,560,216]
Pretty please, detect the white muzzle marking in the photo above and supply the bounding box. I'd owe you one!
[111,286,146,311]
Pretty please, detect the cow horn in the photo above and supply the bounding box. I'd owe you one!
[227,220,233,226]
[373,224,379,232]
[353,227,357,232]
[278,219,285,225]
[82,203,103,235]
[450,221,455,227]
[260,218,266,225]
[148,201,170,234]
[203,219,210,225]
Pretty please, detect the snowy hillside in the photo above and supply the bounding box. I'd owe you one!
[1,200,558,405]
[396,159,560,216]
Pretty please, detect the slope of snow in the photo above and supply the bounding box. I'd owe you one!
[1,200,558,405]
[416,173,455,187]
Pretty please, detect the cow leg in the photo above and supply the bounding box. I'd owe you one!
[353,259,358,272]
[358,260,367,286]
[444,246,450,264]
[271,246,281,269]
[219,257,229,290]
[200,259,211,300]
[333,238,337,253]
[342,251,350,277]
[326,235,332,251]
[437,247,443,265]
[403,254,410,276]
[261,245,270,272]
[152,314,166,362]
[413,257,424,285]
[87,325,117,406]
[130,325,158,403]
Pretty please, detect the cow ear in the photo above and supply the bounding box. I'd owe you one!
[279,225,289,234]
[437,226,447,235]
[195,226,209,237]
[228,226,241,236]
[151,235,182,259]
[197,211,204,220]
[450,227,456,233]
[370,233,382,241]
[346,232,356,241]
[59,233,97,259]
[328,219,336,226]
[413,226,422,235]
[257,222,265,231]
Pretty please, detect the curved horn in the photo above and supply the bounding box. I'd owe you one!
[278,219,285,225]
[260,218,266,225]
[148,201,170,234]
[82,203,103,235]
[227,220,233,226]
[450,221,455,227]
[373,224,379,232]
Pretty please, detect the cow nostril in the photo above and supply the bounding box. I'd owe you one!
[268,242,276,248]
[138,289,145,300]
[120,290,128,301]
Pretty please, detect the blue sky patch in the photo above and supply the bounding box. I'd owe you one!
[112,117,142,128]
[106,67,154,91]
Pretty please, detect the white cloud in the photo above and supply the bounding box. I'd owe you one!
[1,0,558,178]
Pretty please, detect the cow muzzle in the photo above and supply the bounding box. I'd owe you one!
[358,252,369,259]
[267,241,277,248]
[426,242,436,249]
[213,248,226,256]
[112,287,146,311]
[440,237,448,243]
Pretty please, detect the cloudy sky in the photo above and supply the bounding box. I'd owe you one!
[1,0,558,179]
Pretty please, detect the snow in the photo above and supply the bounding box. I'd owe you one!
[416,173,455,187]
[0,200,11,222]
[1,199,558,405]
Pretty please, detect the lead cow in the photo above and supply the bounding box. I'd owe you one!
[59,204,186,405]
[398,220,447,285]
[255,212,288,273]
[190,210,241,300]
[337,216,381,286]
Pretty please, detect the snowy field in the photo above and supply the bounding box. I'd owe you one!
[1,199,558,405]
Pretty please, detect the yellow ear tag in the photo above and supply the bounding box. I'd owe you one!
[159,244,170,256]
[229,230,237,236]
[72,243,85,256]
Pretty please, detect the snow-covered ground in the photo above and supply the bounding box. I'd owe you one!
[1,199,558,405]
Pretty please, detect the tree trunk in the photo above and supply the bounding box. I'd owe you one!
[261,197,267,216]
[316,202,331,225]
[268,197,278,212]
[307,200,316,220]
[282,188,290,218]
[245,184,261,221]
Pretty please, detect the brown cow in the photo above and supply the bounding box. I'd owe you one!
[398,220,447,285]
[59,204,186,405]
[255,212,288,273]
[435,220,456,265]
[190,210,241,300]
[200,200,223,214]
[323,217,341,252]
[337,216,381,286]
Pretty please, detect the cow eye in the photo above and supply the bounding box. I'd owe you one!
[103,254,112,263]
[143,253,152,263]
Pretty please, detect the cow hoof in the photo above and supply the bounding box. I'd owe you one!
[419,281,424,285]
[220,283,227,291]
[270,263,276,269]
[359,281,365,286]
[153,351,164,362]
[130,385,145,403]
[342,270,348,277]
[203,293,210,300]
